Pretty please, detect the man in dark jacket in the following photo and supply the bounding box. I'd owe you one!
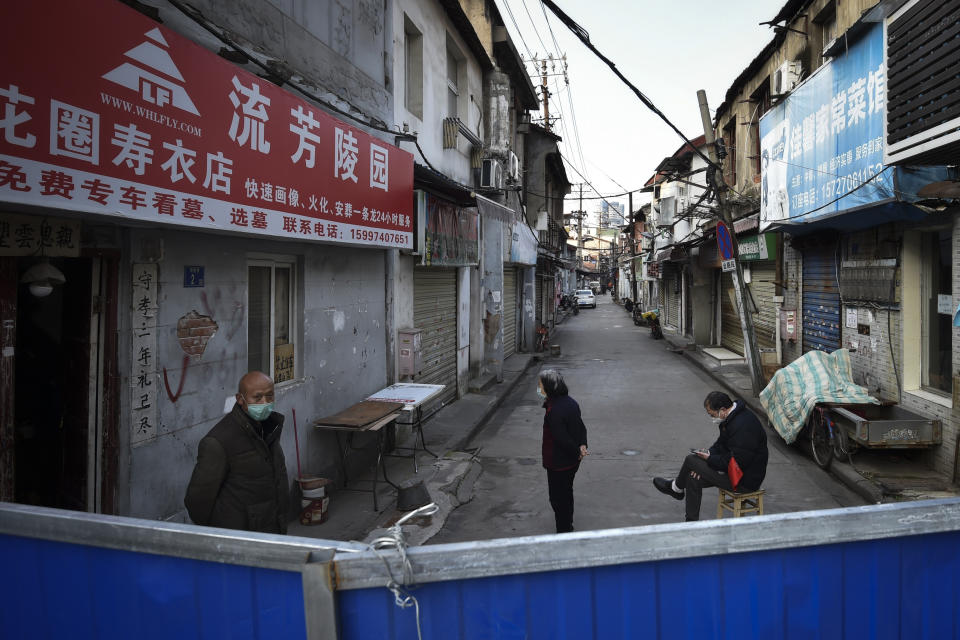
[185,371,290,533]
[653,391,767,521]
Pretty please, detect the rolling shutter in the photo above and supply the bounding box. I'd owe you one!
[503,268,517,358]
[802,244,841,353]
[414,268,458,407]
[721,270,744,355]
[664,264,681,330]
[749,261,777,350]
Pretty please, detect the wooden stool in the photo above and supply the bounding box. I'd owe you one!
[717,488,765,518]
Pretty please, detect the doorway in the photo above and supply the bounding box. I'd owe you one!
[12,257,94,511]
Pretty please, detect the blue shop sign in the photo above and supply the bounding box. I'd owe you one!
[760,22,894,229]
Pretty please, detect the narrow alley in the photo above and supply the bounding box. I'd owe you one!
[431,295,864,543]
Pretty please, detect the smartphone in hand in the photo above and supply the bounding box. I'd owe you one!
[690,448,708,456]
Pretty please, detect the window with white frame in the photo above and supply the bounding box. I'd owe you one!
[814,2,837,63]
[446,35,462,119]
[404,15,423,120]
[921,230,952,394]
[248,258,297,384]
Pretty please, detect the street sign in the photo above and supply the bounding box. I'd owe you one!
[716,221,734,261]
[722,259,737,272]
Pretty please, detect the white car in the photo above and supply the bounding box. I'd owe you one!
[576,289,596,308]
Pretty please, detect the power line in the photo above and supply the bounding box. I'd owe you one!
[540,2,588,175]
[165,0,411,140]
[540,0,719,173]
[500,0,534,59]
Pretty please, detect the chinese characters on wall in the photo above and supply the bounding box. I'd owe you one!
[0,214,79,257]
[131,263,158,446]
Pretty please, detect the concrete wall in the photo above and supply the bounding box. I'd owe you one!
[393,0,485,185]
[481,216,504,380]
[781,241,803,364]
[121,229,388,521]
[457,266,471,396]
[151,0,394,127]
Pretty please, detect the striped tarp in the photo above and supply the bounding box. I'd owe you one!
[760,349,878,444]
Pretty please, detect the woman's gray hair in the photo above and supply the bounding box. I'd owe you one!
[538,369,568,398]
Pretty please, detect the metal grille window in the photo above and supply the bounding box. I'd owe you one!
[248,259,297,384]
[922,230,952,393]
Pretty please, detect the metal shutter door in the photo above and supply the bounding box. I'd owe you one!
[802,245,841,353]
[414,268,458,406]
[721,271,744,355]
[503,268,517,358]
[665,265,681,330]
[749,261,777,350]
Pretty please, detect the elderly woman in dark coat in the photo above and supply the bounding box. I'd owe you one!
[538,369,588,533]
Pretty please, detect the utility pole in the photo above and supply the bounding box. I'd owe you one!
[541,59,551,132]
[528,54,566,132]
[697,90,764,395]
[577,184,584,280]
[628,191,638,305]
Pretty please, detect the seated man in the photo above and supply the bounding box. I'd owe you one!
[653,391,768,521]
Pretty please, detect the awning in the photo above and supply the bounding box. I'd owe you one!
[765,200,932,235]
[475,193,516,223]
[414,163,475,206]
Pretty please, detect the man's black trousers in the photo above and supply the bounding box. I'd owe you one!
[675,454,734,521]
[546,464,579,533]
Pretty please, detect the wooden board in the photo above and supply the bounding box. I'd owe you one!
[312,400,404,428]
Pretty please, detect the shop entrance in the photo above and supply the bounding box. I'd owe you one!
[3,255,115,512]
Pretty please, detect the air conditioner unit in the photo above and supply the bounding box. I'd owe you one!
[480,158,503,190]
[771,60,802,97]
[507,152,520,183]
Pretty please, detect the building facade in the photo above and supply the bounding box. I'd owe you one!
[0,0,544,523]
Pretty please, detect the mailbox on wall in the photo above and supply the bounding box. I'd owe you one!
[398,328,422,377]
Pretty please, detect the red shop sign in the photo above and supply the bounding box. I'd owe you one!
[0,0,413,249]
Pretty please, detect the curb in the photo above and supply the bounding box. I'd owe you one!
[664,335,884,505]
[449,355,539,452]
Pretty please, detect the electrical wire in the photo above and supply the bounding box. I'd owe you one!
[540,0,720,173]
[501,0,535,59]
[770,166,894,222]
[164,0,412,140]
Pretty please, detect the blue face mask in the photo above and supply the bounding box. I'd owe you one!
[245,401,274,421]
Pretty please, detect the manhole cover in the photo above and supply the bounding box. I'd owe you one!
[622,449,639,456]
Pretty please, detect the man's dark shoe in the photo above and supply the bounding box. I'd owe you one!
[653,477,684,500]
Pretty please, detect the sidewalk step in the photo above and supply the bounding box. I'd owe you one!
[699,346,745,367]
[468,372,497,393]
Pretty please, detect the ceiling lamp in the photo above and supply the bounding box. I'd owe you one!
[20,260,66,298]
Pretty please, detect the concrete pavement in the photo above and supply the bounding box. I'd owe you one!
[659,319,958,505]
[293,293,933,547]
[287,350,537,545]
[430,295,864,543]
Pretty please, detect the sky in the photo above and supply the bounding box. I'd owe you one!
[496,0,783,222]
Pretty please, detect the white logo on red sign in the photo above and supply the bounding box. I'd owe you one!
[102,28,199,116]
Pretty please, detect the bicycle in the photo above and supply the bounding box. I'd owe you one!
[806,405,849,470]
[535,325,549,352]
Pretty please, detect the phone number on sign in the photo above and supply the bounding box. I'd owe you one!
[350,228,407,245]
